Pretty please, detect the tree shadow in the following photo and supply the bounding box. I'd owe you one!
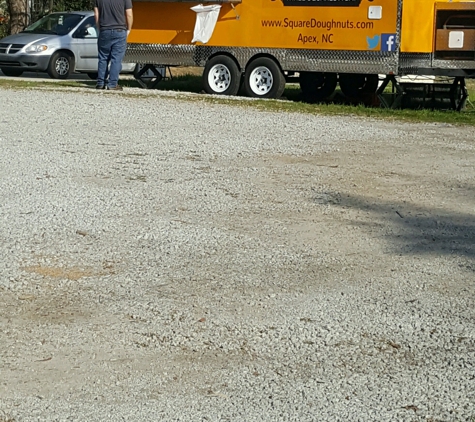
[327,191,475,262]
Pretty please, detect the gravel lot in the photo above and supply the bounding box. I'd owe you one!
[1,86,474,422]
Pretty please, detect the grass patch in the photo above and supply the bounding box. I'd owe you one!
[123,74,475,125]
[0,78,85,90]
[191,92,475,126]
[1,74,474,126]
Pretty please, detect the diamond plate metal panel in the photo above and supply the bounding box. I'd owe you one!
[283,49,399,74]
[125,44,198,66]
[124,0,404,75]
[398,53,475,75]
[125,44,400,74]
[398,53,433,74]
[432,58,475,70]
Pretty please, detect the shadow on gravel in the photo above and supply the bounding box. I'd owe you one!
[331,193,475,263]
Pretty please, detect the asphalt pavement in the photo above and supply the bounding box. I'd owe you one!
[0,70,135,83]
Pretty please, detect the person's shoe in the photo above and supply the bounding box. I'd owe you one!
[107,85,123,91]
[95,84,105,89]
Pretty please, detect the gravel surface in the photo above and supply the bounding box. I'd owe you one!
[1,86,474,422]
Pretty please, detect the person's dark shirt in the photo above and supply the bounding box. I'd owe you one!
[94,0,132,31]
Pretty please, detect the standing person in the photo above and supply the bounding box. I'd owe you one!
[94,0,133,90]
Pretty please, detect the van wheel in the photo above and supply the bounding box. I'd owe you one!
[87,72,98,80]
[243,57,285,99]
[47,51,73,79]
[203,55,241,96]
[339,73,379,98]
[1,68,23,77]
[300,72,337,102]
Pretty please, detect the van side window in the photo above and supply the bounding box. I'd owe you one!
[75,17,97,39]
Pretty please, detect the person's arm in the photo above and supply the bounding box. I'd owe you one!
[125,8,133,35]
[94,7,100,30]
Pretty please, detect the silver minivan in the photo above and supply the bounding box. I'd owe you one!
[0,11,134,79]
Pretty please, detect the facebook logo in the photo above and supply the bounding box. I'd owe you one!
[381,34,397,51]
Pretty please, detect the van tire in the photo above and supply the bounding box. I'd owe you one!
[243,57,285,99]
[47,51,73,79]
[203,55,241,96]
[1,68,23,77]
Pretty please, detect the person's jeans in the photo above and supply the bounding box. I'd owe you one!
[97,29,127,88]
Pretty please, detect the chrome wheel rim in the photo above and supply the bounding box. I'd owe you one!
[208,64,231,93]
[249,66,273,95]
[55,57,69,76]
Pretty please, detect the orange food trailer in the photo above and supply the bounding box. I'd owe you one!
[125,0,475,108]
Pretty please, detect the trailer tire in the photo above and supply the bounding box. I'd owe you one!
[299,72,337,102]
[450,77,468,111]
[203,55,241,96]
[243,57,285,99]
[339,73,379,98]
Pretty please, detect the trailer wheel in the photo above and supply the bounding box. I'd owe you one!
[339,73,379,98]
[299,72,337,102]
[243,57,285,99]
[203,56,241,96]
[450,77,468,111]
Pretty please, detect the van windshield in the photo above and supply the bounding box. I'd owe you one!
[22,13,84,36]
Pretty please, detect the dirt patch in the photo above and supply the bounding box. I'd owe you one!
[1,89,474,420]
[168,66,202,77]
[23,265,98,281]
